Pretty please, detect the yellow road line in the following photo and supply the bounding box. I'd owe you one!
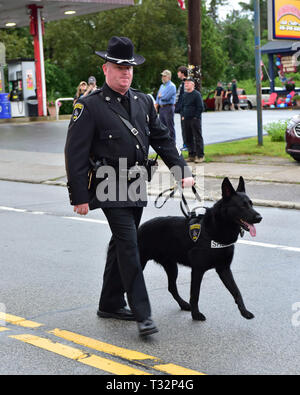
[10,334,151,375]
[0,313,43,328]
[153,363,205,375]
[49,328,205,375]
[0,326,9,332]
[49,328,159,361]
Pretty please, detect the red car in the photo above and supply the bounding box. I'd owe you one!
[204,89,249,111]
[286,115,300,162]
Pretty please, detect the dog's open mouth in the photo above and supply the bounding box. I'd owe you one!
[239,219,256,237]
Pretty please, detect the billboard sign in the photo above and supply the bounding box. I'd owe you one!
[269,0,300,40]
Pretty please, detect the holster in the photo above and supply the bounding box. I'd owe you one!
[145,156,158,182]
[88,157,107,190]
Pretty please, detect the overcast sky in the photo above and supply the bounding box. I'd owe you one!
[217,0,251,20]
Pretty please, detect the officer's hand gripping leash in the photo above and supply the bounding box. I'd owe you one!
[154,179,203,219]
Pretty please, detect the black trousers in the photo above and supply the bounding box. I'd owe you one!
[159,105,176,141]
[184,117,204,158]
[99,207,151,322]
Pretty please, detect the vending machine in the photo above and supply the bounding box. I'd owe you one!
[7,59,37,117]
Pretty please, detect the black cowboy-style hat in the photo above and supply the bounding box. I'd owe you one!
[95,36,145,66]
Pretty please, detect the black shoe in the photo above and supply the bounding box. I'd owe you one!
[137,318,159,337]
[97,307,135,321]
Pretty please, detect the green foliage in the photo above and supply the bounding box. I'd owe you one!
[43,0,188,94]
[0,0,274,108]
[238,79,256,94]
[263,121,287,142]
[221,11,255,81]
[197,135,290,161]
[201,6,228,87]
[0,28,33,60]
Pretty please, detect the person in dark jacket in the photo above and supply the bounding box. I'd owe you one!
[65,36,194,337]
[175,66,188,150]
[182,77,205,163]
[231,79,240,110]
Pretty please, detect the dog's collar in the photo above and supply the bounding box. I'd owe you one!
[211,240,235,249]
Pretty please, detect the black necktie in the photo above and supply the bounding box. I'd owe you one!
[121,95,130,116]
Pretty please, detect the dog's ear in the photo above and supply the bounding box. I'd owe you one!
[222,177,236,199]
[236,176,245,193]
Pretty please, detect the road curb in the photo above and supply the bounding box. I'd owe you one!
[1,177,299,210]
[147,189,300,211]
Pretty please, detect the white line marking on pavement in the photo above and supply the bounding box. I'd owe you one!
[62,216,108,225]
[237,239,300,253]
[0,205,299,253]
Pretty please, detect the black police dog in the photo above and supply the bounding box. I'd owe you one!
[138,177,262,321]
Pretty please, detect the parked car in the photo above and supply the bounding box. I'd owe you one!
[285,115,300,162]
[247,87,285,108]
[203,88,249,111]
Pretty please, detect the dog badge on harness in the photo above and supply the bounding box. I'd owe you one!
[189,223,201,242]
[72,103,84,122]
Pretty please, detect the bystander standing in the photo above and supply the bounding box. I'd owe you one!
[73,81,88,105]
[231,79,240,110]
[182,77,205,163]
[83,76,98,97]
[214,81,224,111]
[175,66,188,150]
[155,70,176,141]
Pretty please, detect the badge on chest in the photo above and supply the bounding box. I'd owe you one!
[189,222,201,242]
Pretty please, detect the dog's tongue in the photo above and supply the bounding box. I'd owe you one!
[248,223,256,237]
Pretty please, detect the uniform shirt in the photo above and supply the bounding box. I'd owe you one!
[65,83,191,209]
[156,80,176,106]
[182,90,204,120]
[103,83,130,115]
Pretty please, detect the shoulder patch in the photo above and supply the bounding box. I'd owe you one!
[72,103,84,122]
[189,223,201,242]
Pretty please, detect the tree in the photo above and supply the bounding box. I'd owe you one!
[201,5,228,87]
[240,0,268,35]
[43,0,188,94]
[221,11,255,81]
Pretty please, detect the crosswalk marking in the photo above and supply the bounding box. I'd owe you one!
[0,312,43,328]
[10,334,151,375]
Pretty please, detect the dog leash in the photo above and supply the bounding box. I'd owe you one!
[154,181,203,218]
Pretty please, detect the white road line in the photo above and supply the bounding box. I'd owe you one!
[237,239,300,253]
[0,205,299,253]
[62,216,108,225]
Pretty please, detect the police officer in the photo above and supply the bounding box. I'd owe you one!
[65,36,194,337]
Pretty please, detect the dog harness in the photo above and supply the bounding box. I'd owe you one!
[155,182,238,249]
[188,213,235,248]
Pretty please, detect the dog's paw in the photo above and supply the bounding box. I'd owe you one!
[241,310,255,319]
[192,311,206,321]
[180,301,191,311]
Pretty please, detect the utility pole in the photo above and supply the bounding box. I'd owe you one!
[254,0,263,145]
[188,0,201,90]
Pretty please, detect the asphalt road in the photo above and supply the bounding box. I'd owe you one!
[0,109,295,153]
[1,180,300,375]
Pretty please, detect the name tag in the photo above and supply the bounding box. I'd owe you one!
[211,240,234,249]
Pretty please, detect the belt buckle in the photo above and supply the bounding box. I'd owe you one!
[131,128,138,136]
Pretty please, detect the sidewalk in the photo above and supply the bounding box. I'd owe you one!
[0,146,299,209]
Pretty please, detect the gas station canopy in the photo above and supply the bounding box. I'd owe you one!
[0,0,134,117]
[0,0,134,28]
